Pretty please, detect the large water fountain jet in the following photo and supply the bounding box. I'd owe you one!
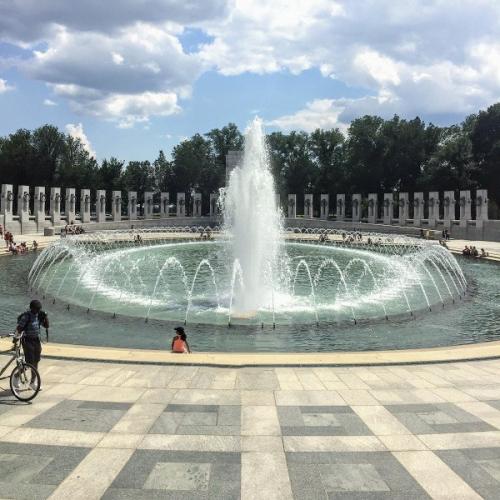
[222,117,283,314]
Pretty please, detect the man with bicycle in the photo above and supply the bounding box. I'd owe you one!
[16,299,49,387]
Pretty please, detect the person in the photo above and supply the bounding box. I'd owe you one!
[480,248,489,258]
[472,246,479,258]
[16,300,49,387]
[171,326,191,354]
[32,240,39,251]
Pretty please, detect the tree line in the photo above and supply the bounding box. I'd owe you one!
[1,103,499,216]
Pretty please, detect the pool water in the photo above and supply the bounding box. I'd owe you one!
[1,249,499,352]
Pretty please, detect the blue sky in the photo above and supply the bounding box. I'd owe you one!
[1,1,499,162]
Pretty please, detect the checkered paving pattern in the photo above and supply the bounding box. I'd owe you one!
[1,359,500,498]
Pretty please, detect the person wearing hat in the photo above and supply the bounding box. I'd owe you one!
[16,300,49,384]
[171,326,191,354]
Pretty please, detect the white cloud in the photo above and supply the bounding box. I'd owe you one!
[43,98,57,106]
[267,99,346,133]
[65,123,96,158]
[21,23,198,126]
[0,78,14,93]
[111,52,124,65]
[2,0,500,129]
[199,0,500,126]
[0,0,229,43]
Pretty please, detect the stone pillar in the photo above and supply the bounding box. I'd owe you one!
[1,184,14,224]
[413,192,424,225]
[96,190,106,223]
[18,185,30,223]
[304,194,313,218]
[210,193,219,217]
[65,188,76,223]
[398,192,409,226]
[336,194,345,221]
[50,187,61,225]
[80,189,91,223]
[367,193,377,224]
[287,194,296,218]
[320,194,329,219]
[383,193,393,224]
[443,190,455,227]
[34,186,46,226]
[112,191,122,222]
[144,191,154,218]
[475,189,488,222]
[176,193,185,217]
[128,191,138,220]
[351,194,361,222]
[427,191,439,227]
[160,192,169,217]
[459,190,471,227]
[193,193,202,217]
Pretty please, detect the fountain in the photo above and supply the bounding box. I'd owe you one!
[222,117,283,315]
[23,118,477,351]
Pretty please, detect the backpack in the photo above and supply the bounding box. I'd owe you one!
[17,310,47,330]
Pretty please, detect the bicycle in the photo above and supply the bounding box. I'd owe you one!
[0,332,41,402]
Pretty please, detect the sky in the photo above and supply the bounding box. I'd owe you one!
[1,0,500,162]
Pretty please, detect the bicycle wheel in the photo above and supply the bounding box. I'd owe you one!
[10,363,41,402]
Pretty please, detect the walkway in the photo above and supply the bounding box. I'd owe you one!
[2,358,500,499]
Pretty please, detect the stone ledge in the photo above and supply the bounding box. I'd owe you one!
[2,338,500,367]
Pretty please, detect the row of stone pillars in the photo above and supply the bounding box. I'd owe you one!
[283,190,488,226]
[0,185,221,228]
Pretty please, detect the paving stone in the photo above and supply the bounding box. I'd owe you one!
[278,405,373,436]
[384,403,496,435]
[0,442,90,497]
[105,449,240,499]
[23,400,130,432]
[286,451,429,499]
[436,448,500,499]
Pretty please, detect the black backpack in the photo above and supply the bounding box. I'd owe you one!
[17,310,48,330]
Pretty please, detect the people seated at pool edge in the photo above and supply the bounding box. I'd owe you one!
[171,326,191,353]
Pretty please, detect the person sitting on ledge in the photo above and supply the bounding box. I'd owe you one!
[32,240,39,251]
[480,248,489,258]
[462,245,470,256]
[471,246,479,258]
[171,326,191,354]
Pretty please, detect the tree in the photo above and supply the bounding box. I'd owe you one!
[171,134,214,194]
[421,124,476,191]
[205,123,244,187]
[32,125,66,185]
[309,128,345,194]
[55,135,98,188]
[98,157,125,191]
[344,116,385,193]
[470,103,500,207]
[152,150,171,192]
[0,128,35,185]
[122,161,154,206]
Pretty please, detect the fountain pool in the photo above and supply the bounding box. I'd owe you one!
[28,235,466,328]
[11,117,499,353]
[1,239,500,352]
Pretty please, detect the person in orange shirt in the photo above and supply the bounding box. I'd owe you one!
[171,326,191,353]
